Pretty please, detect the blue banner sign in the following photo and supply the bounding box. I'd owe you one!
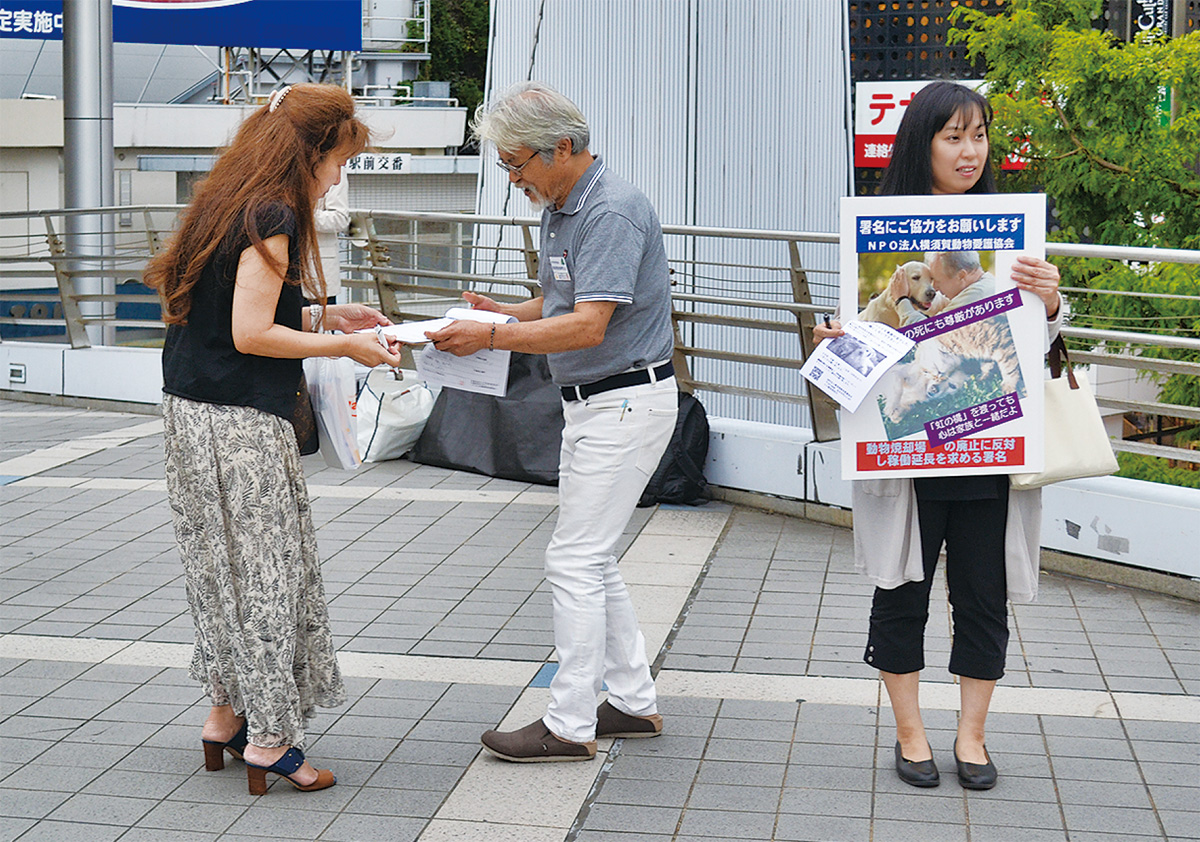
[855,213,1026,254]
[0,0,362,50]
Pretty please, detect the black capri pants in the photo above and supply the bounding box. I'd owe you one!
[864,492,1010,681]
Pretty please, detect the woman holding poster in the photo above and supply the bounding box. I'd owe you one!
[816,81,1064,790]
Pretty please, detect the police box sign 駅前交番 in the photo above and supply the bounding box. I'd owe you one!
[346,154,412,175]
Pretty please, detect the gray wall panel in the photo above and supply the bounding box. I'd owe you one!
[478,0,849,426]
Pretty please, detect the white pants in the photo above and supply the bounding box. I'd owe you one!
[542,376,678,743]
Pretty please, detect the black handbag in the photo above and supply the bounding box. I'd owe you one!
[291,372,320,456]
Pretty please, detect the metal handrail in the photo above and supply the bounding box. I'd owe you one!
[1063,325,1200,352]
[1047,241,1200,265]
[353,210,1200,465]
[2,205,1197,467]
[0,204,183,219]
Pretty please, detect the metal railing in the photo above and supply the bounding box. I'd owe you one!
[2,205,1197,465]
[361,0,430,53]
[0,205,180,347]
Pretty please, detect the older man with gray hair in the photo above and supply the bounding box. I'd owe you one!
[894,250,996,326]
[427,81,678,762]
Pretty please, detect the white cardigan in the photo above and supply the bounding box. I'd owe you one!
[852,304,1065,604]
[313,176,350,300]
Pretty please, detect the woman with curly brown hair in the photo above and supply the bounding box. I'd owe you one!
[145,83,402,795]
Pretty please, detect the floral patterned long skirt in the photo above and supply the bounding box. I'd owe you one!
[162,394,345,749]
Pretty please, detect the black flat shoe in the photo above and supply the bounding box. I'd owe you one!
[954,741,997,790]
[894,740,940,788]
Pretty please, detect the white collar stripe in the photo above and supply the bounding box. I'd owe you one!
[572,161,606,213]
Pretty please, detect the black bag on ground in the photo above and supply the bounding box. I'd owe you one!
[638,392,710,507]
[410,352,564,485]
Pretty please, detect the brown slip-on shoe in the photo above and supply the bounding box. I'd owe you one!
[481,719,597,763]
[595,700,663,739]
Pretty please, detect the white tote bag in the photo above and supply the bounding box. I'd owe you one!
[1010,336,1118,490]
[303,356,362,470]
[356,368,434,462]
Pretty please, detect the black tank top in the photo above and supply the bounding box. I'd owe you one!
[162,203,305,421]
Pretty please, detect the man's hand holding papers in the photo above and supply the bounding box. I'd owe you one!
[360,306,518,397]
[367,306,513,346]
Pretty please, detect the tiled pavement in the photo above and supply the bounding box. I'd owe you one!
[0,397,1197,842]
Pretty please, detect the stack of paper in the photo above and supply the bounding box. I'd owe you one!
[360,307,518,397]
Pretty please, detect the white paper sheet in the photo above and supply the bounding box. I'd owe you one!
[800,320,915,412]
[370,307,514,344]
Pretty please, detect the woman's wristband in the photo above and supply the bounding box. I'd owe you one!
[309,303,322,332]
[488,324,496,351]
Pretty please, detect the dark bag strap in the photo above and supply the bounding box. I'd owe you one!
[1047,334,1080,390]
[360,375,385,459]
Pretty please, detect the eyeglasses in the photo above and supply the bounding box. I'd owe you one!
[496,150,540,174]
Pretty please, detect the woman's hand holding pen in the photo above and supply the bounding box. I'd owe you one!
[342,330,403,367]
[813,314,843,345]
[315,303,403,365]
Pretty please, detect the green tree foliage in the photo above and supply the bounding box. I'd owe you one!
[949,0,1200,415]
[1115,452,1200,489]
[417,0,489,126]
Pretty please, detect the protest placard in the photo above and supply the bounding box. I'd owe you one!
[838,193,1048,480]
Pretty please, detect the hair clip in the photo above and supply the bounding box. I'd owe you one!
[267,86,293,113]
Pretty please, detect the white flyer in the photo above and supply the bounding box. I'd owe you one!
[800,320,915,412]
[368,307,512,344]
[416,341,513,398]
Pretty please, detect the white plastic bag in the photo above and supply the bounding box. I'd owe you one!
[356,367,434,462]
[303,356,362,470]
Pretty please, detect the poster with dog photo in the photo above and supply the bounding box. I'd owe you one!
[837,193,1047,480]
